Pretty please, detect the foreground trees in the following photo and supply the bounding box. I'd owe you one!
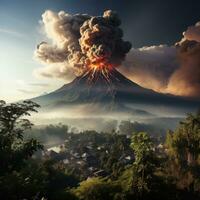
[165,111,200,194]
[1,99,200,200]
[72,177,122,200]
[166,111,200,167]
[0,100,42,174]
[130,132,156,193]
[73,112,200,200]
[0,101,78,200]
[0,100,43,199]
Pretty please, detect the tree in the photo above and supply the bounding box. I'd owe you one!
[72,177,122,200]
[165,111,200,193]
[119,132,159,199]
[0,100,43,199]
[131,132,156,192]
[0,100,42,173]
[166,112,200,167]
[0,100,84,200]
[100,134,132,178]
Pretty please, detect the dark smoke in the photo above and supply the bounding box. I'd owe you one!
[35,10,131,76]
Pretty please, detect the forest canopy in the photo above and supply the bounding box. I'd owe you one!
[0,100,200,200]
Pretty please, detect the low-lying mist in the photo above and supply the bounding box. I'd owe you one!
[24,101,198,148]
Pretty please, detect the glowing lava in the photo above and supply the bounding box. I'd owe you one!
[87,62,114,84]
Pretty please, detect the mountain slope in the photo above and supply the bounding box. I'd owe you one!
[31,68,199,110]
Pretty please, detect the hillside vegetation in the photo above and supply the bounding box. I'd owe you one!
[0,100,200,200]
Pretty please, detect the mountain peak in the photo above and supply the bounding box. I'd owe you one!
[31,68,152,107]
[72,67,141,91]
[31,68,199,111]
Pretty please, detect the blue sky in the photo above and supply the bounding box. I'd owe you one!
[1,0,200,102]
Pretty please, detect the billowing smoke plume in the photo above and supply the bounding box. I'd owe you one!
[181,21,200,43]
[119,45,178,92]
[34,10,200,98]
[35,10,131,78]
[120,22,200,98]
[79,10,131,67]
[166,40,200,97]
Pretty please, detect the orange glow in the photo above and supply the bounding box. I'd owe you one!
[87,62,114,83]
[89,62,113,71]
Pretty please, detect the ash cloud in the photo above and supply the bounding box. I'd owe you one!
[120,22,200,98]
[34,10,200,98]
[119,45,178,92]
[79,10,131,67]
[34,63,75,81]
[167,40,200,97]
[36,42,68,63]
[34,10,131,79]
[181,21,200,43]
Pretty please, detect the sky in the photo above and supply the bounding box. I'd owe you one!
[1,0,200,102]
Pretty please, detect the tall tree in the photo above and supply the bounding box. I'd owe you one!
[166,111,200,168]
[130,132,157,193]
[0,100,45,199]
[0,100,42,174]
[165,111,200,192]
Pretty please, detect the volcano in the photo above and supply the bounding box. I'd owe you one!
[31,68,199,113]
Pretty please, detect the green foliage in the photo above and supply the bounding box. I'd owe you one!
[166,112,200,167]
[0,159,78,200]
[165,111,200,192]
[0,100,43,173]
[131,132,155,167]
[118,132,157,196]
[0,100,79,200]
[118,120,165,137]
[72,177,122,200]
[0,100,43,199]
[1,100,200,200]
[63,131,133,179]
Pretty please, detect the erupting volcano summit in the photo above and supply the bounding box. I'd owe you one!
[35,9,132,77]
[32,9,200,112]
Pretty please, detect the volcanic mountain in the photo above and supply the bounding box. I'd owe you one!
[31,68,199,114]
